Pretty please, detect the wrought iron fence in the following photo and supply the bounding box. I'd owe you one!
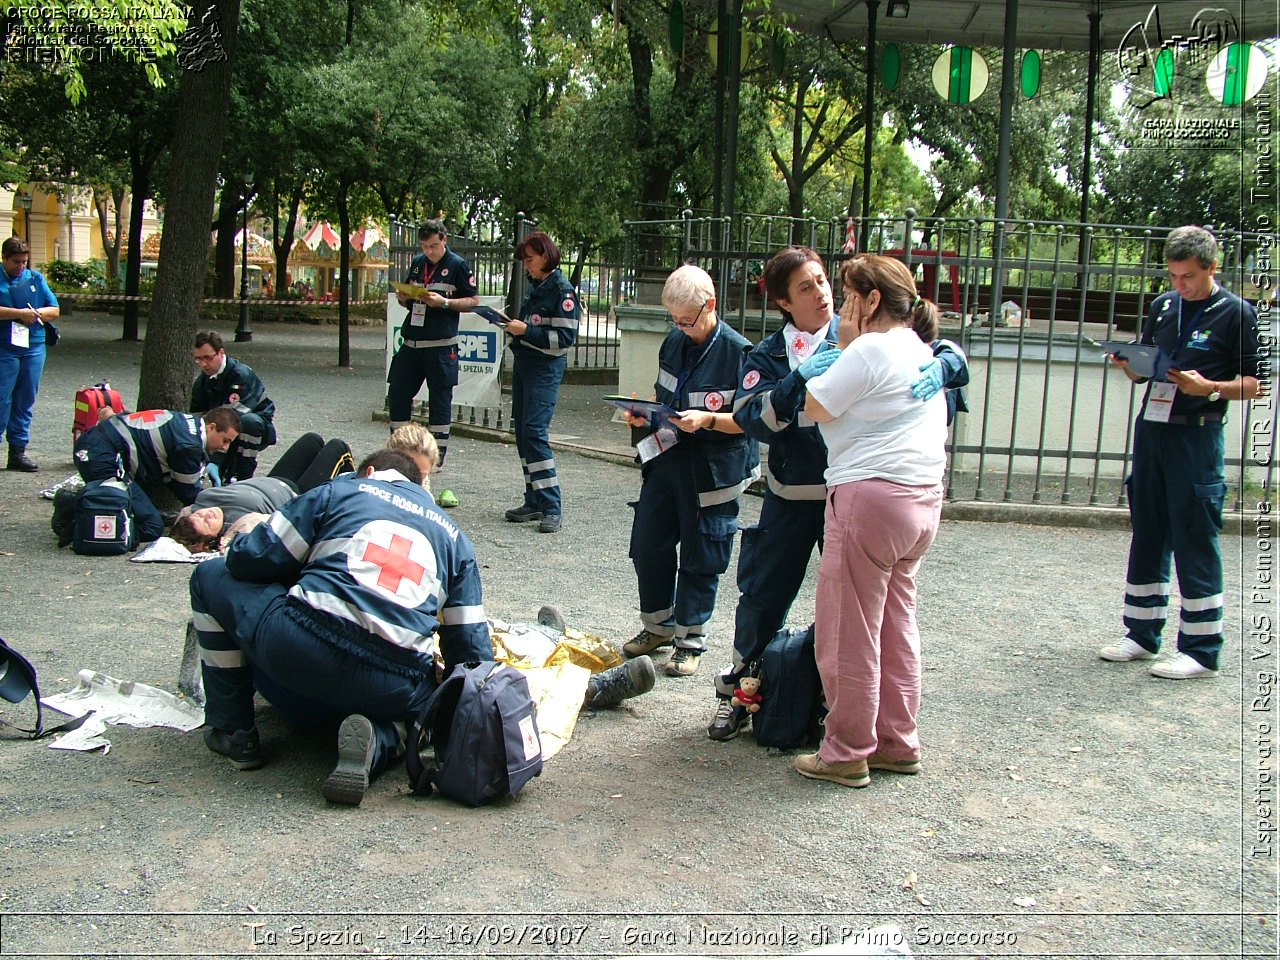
[626,210,1277,509]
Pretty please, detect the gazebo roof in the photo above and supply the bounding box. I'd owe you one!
[762,0,1276,51]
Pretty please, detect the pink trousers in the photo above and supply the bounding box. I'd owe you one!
[814,478,943,764]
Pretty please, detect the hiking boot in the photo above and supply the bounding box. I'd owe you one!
[1099,638,1157,662]
[707,698,751,741]
[583,655,656,709]
[323,714,377,806]
[204,727,263,770]
[437,489,459,508]
[793,753,870,788]
[622,629,672,658]
[1149,653,1219,679]
[867,752,921,775]
[7,446,37,472]
[537,514,561,534]
[664,647,702,677]
[536,605,566,632]
[505,504,543,523]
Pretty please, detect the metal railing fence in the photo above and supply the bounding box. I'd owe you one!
[625,210,1277,509]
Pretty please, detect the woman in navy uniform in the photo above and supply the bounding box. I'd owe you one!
[502,232,578,534]
[621,264,758,678]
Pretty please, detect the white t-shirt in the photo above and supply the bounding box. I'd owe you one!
[807,326,948,487]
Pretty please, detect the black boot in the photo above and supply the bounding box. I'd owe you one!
[7,446,38,472]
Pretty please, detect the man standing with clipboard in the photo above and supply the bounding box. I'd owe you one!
[1101,226,1262,679]
[387,221,480,468]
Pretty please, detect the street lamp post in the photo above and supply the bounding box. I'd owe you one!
[17,190,32,243]
[235,185,255,342]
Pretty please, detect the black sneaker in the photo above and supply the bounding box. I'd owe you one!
[707,699,751,741]
[583,656,657,709]
[537,514,561,534]
[323,714,377,806]
[204,727,264,770]
[505,504,543,523]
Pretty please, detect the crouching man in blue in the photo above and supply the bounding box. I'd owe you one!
[189,448,491,806]
[74,407,241,533]
[191,331,277,482]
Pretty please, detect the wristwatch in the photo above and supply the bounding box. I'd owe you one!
[1207,383,1222,402]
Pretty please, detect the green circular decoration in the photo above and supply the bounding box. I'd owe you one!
[1207,41,1269,105]
[669,1,684,57]
[708,21,751,72]
[882,43,901,90]
[1153,47,1175,98]
[1020,49,1041,98]
[931,46,989,104]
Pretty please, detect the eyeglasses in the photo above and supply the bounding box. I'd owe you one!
[668,301,708,329]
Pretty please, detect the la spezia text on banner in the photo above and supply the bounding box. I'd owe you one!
[385,294,504,410]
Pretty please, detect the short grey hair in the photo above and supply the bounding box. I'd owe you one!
[1165,225,1218,269]
[662,264,716,311]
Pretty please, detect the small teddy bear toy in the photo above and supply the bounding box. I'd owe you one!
[731,676,763,713]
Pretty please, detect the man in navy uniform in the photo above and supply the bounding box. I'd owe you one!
[74,407,241,524]
[1101,225,1262,679]
[387,220,480,468]
[190,331,277,482]
[190,448,491,806]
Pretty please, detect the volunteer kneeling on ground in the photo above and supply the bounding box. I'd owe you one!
[189,448,491,806]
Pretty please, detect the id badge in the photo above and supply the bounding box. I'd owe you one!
[1143,381,1177,423]
[10,321,29,348]
[409,301,426,326]
[636,426,679,464]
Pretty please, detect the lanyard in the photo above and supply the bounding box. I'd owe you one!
[674,323,722,401]
[1175,284,1218,349]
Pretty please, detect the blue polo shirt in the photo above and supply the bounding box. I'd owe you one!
[0,267,59,348]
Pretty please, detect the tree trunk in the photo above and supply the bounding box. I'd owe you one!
[137,0,241,410]
[92,186,125,293]
[271,186,301,296]
[336,179,351,369]
[122,153,151,342]
[211,185,241,298]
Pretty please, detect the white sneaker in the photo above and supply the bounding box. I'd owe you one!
[1099,638,1157,662]
[1150,653,1218,679]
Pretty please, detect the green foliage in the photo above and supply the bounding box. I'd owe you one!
[43,258,99,289]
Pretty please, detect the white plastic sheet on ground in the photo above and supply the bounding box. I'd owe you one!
[41,669,206,752]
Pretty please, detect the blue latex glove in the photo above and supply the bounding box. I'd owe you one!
[911,358,944,402]
[796,347,841,382]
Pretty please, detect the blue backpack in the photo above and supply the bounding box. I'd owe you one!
[753,624,826,749]
[72,479,136,556]
[406,661,543,806]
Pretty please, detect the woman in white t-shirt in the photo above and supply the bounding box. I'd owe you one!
[798,255,952,788]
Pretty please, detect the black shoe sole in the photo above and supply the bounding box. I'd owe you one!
[324,716,376,806]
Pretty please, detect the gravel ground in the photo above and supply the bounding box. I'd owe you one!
[0,314,1274,959]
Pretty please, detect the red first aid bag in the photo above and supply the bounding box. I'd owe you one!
[73,382,125,446]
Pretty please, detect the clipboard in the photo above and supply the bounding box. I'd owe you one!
[1097,340,1169,380]
[603,395,681,426]
[390,281,433,302]
[471,305,511,327]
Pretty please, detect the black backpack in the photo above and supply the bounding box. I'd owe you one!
[72,479,137,556]
[405,661,543,806]
[754,624,826,749]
